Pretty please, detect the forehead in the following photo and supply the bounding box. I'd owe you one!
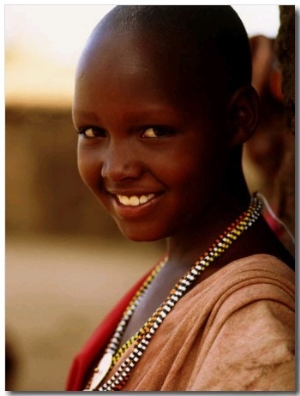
[76,25,222,105]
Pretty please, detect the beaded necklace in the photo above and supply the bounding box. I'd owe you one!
[84,194,262,391]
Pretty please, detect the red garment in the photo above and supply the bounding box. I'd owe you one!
[65,269,152,391]
[264,210,283,238]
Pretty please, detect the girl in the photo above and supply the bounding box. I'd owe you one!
[67,6,294,391]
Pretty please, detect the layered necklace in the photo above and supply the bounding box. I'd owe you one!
[84,194,262,391]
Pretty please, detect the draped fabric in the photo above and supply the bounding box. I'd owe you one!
[65,267,153,391]
[66,254,295,391]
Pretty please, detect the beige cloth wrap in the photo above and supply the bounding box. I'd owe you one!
[112,254,294,391]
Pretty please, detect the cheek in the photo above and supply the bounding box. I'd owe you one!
[166,145,224,200]
[77,146,101,189]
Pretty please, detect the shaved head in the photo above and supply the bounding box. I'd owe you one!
[74,5,259,219]
[87,5,252,95]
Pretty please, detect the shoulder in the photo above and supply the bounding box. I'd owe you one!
[215,254,294,300]
[216,253,294,305]
[221,253,294,283]
[202,254,294,331]
[188,255,295,391]
[186,254,294,315]
[164,253,294,349]
[209,255,295,342]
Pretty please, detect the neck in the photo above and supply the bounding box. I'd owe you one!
[166,149,250,266]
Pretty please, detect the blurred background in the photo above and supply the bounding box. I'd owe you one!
[5,4,295,391]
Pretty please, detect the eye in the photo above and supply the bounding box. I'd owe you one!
[79,127,107,139]
[141,126,174,139]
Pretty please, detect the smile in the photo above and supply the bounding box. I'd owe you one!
[116,194,155,207]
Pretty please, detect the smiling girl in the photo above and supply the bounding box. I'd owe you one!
[67,6,294,391]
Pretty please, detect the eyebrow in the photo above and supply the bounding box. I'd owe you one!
[72,108,102,127]
[73,103,189,129]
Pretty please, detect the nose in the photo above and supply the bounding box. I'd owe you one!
[101,139,143,182]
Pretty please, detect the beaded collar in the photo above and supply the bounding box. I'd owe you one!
[84,194,262,391]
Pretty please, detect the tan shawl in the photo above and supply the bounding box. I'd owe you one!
[108,254,295,391]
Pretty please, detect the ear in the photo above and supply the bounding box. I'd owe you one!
[228,86,259,147]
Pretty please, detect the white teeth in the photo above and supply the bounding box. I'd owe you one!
[139,195,148,204]
[129,196,139,206]
[119,195,130,205]
[117,194,155,206]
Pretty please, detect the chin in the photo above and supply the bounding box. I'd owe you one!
[117,223,167,243]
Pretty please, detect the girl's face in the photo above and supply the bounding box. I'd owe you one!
[73,29,232,242]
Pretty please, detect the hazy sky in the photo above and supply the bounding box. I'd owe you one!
[4,4,286,107]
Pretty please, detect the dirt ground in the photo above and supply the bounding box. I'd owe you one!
[5,234,164,391]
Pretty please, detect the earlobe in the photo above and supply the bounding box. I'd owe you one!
[228,86,260,147]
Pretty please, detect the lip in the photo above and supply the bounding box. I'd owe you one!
[109,191,164,220]
[107,188,159,196]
